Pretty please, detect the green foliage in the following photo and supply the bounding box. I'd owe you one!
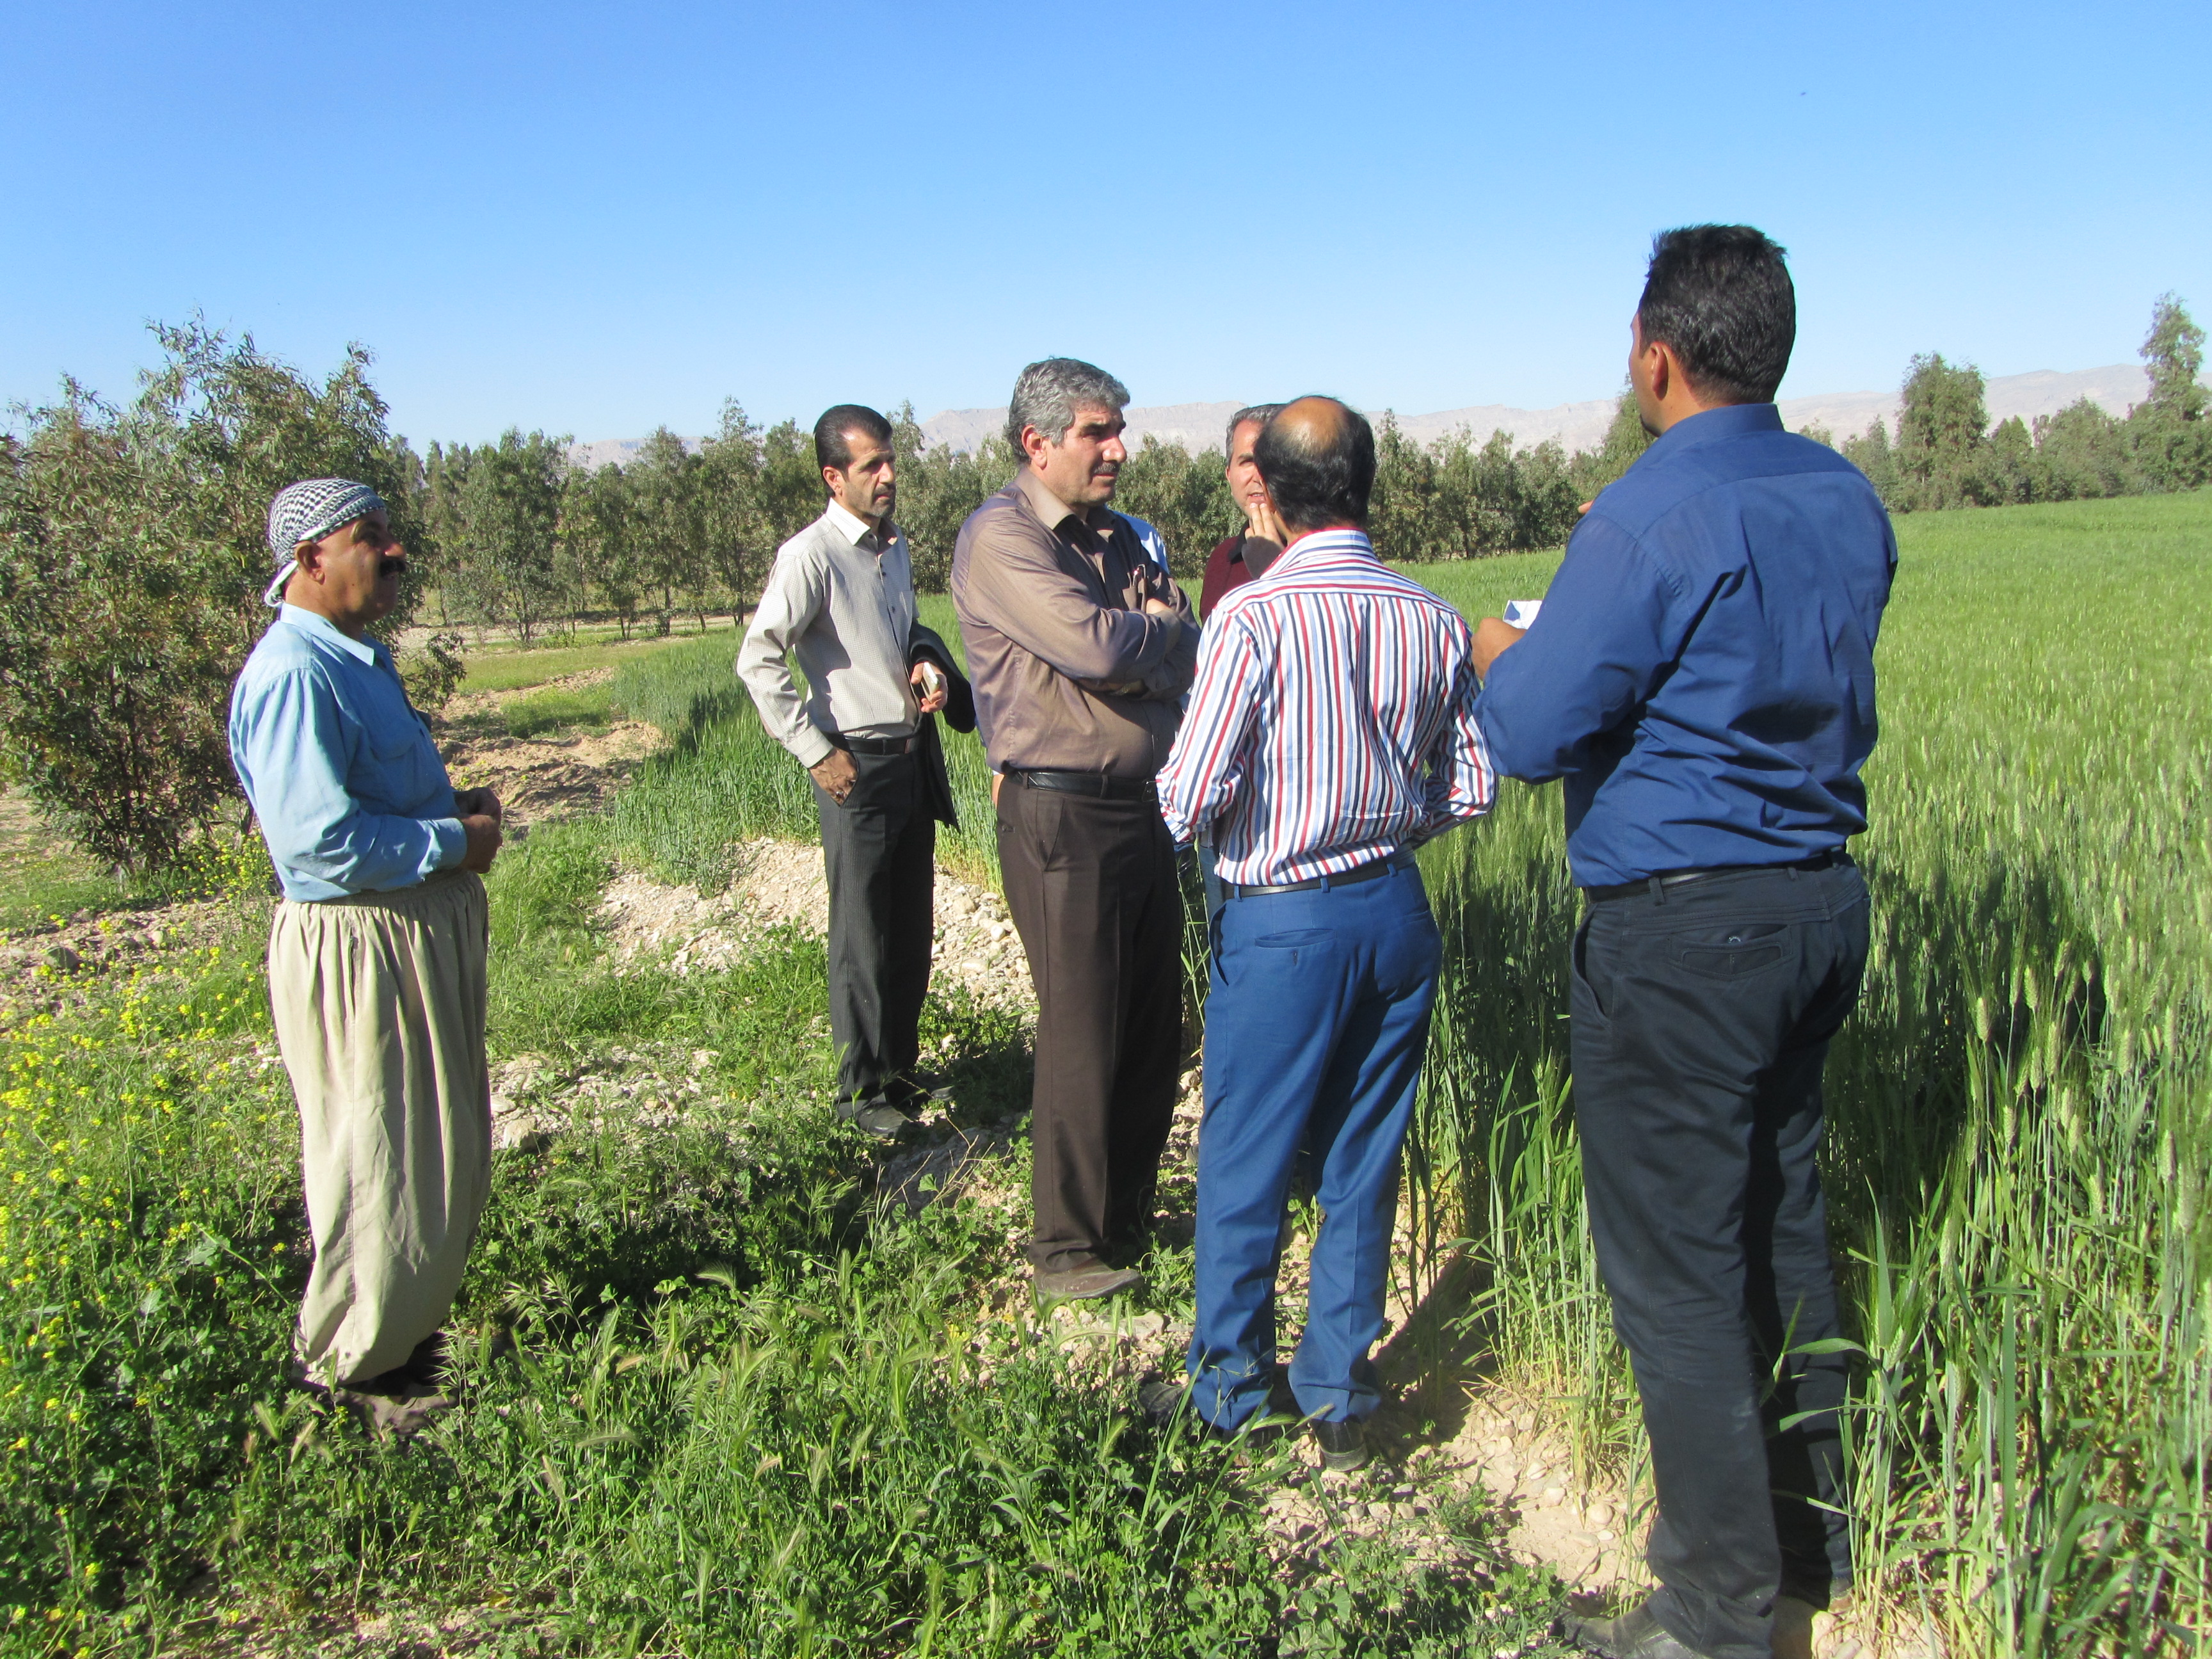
[1366,415,1586,563]
[441,430,570,643]
[0,323,429,874]
[0,785,1570,1653]
[1848,296,2212,511]
[2137,292,2206,422]
[500,683,619,739]
[1893,351,1997,508]
[2128,293,2212,492]
[1839,417,1896,502]
[1566,390,1654,500]
[397,627,468,716]
[891,403,1020,592]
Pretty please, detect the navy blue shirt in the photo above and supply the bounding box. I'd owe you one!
[1474,403,1896,888]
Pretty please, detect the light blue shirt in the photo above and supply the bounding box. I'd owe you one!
[228,605,465,902]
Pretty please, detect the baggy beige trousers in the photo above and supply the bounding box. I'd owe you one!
[268,869,492,1386]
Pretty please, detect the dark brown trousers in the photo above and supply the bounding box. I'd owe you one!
[995,780,1183,1272]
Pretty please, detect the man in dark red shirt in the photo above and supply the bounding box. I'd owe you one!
[1198,403,1287,618]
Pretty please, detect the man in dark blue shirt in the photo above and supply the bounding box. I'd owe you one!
[1475,227,1895,1659]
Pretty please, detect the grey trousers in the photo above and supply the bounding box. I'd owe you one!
[813,748,935,1110]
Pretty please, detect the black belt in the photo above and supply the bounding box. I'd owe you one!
[1583,848,1849,904]
[829,732,916,757]
[1013,768,1154,802]
[1228,851,1413,899]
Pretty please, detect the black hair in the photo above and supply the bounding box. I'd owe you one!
[813,404,894,475]
[1253,401,1376,531]
[1636,225,1796,404]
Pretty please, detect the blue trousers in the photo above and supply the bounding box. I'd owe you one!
[1187,861,1441,1428]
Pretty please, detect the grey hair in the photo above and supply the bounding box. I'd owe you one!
[1005,357,1130,453]
[1225,404,1284,456]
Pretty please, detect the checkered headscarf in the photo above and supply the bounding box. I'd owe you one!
[262,478,387,607]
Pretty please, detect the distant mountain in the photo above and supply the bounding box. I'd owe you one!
[571,365,2158,470]
[916,365,2156,458]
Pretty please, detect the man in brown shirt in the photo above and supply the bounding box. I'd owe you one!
[952,357,1199,1302]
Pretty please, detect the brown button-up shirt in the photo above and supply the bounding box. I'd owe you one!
[951,469,1199,778]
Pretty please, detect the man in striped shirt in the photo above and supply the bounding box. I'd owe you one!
[1151,397,1495,1471]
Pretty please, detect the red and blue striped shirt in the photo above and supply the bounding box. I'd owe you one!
[1158,528,1495,886]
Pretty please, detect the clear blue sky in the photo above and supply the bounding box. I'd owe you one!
[6,1,2206,447]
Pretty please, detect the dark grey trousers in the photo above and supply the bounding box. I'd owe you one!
[813,749,934,1112]
[995,781,1183,1272]
[1571,858,1867,1659]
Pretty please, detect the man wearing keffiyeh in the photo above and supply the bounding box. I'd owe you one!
[228,479,504,1437]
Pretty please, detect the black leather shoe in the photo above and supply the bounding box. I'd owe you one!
[1033,1261,1145,1303]
[1565,1601,1722,1659]
[1139,1377,1286,1448]
[892,1069,956,1103]
[1310,1416,1369,1473]
[835,1097,918,1139]
[1137,1376,1194,1426]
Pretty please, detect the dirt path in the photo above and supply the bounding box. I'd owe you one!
[437,669,661,831]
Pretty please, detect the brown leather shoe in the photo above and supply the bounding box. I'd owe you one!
[339,1379,453,1440]
[1032,1262,1146,1304]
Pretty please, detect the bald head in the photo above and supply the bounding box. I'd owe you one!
[1252,396,1375,536]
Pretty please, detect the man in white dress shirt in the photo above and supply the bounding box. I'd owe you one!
[737,405,968,1136]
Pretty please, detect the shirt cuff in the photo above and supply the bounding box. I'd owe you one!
[425,817,468,874]
[789,725,835,769]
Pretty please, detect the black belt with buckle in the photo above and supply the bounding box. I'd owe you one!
[1228,851,1413,899]
[1582,847,1849,904]
[1014,769,1154,802]
[830,732,917,757]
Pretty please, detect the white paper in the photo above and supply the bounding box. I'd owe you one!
[1503,599,1543,629]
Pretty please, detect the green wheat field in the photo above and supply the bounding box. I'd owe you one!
[0,492,2204,1655]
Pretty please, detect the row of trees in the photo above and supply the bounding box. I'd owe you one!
[417,401,1646,643]
[1837,295,2211,509]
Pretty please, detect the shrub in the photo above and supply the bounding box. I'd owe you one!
[0,323,431,874]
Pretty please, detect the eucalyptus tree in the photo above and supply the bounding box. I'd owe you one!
[627,428,705,633]
[2129,293,2211,490]
[1894,353,1991,508]
[457,429,568,643]
[696,401,773,623]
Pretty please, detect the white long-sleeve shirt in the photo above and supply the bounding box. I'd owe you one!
[737,501,919,768]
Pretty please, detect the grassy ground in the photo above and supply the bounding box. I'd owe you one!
[3,492,2206,1653]
[456,632,726,698]
[0,602,1560,1653]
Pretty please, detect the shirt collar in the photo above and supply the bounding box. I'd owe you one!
[1269,525,1375,575]
[824,498,897,548]
[278,604,380,665]
[1645,401,1784,457]
[1013,467,1096,534]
